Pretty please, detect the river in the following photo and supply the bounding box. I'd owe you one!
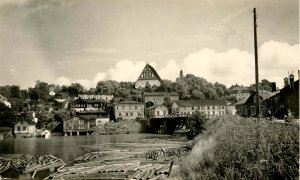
[0,133,171,179]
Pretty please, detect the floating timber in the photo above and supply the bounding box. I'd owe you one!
[0,154,65,175]
[45,138,192,180]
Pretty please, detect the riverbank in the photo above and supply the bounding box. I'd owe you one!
[172,115,299,179]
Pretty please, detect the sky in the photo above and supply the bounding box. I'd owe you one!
[0,0,298,89]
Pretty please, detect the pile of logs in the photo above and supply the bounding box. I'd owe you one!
[0,154,65,174]
[44,139,191,180]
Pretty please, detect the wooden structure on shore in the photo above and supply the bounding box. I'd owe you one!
[63,116,95,136]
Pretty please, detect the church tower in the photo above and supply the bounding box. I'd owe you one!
[135,63,162,88]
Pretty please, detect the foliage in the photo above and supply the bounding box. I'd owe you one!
[177,116,299,179]
[186,111,208,140]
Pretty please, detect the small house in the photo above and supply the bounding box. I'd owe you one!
[14,120,36,137]
[146,104,169,119]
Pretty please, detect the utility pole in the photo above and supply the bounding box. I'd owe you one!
[253,8,260,118]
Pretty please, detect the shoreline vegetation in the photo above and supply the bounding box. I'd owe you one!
[172,115,299,180]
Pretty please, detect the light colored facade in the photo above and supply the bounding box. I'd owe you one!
[172,100,226,118]
[146,105,169,119]
[135,63,162,88]
[75,94,113,103]
[63,116,95,135]
[14,121,36,137]
[114,101,144,120]
[144,92,179,105]
[72,99,105,112]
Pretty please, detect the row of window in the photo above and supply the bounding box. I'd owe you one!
[118,112,143,117]
[175,106,225,111]
[73,104,101,108]
[140,71,154,78]
[16,126,27,131]
[180,111,225,115]
[116,106,140,110]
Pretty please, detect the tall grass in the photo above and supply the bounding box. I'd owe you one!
[175,115,299,180]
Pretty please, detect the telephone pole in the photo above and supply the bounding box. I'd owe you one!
[253,8,260,117]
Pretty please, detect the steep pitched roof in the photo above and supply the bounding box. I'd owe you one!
[136,63,162,82]
[236,90,277,106]
[173,100,226,107]
[144,92,179,96]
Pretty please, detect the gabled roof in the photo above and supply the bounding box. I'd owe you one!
[147,104,168,110]
[136,63,162,82]
[144,92,179,96]
[173,100,226,107]
[235,90,277,106]
[114,101,144,105]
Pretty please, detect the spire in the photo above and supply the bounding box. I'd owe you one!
[180,69,183,77]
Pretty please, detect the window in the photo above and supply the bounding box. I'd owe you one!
[219,111,222,115]
[23,126,27,131]
[192,107,194,110]
[135,106,137,109]
[119,113,121,116]
[117,106,118,109]
[126,113,128,116]
[222,106,225,109]
[156,111,160,116]
[79,125,84,129]
[207,106,210,110]
[212,106,215,110]
[17,126,21,131]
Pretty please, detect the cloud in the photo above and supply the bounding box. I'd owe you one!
[106,60,157,82]
[55,41,298,89]
[0,0,30,6]
[158,41,298,88]
[55,72,107,89]
[83,48,122,54]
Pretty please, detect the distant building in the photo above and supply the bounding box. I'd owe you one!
[0,94,11,108]
[264,74,299,119]
[172,100,226,118]
[114,101,144,120]
[228,84,250,102]
[235,90,276,117]
[72,99,106,112]
[146,104,169,119]
[135,63,162,88]
[63,116,95,136]
[144,92,179,106]
[75,93,113,103]
[49,91,56,96]
[14,120,36,137]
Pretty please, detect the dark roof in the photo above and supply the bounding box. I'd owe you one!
[173,100,226,107]
[114,101,144,105]
[147,104,168,110]
[74,99,105,104]
[280,80,299,93]
[15,119,36,125]
[136,63,162,82]
[63,115,91,121]
[144,92,179,96]
[76,109,108,114]
[235,90,277,106]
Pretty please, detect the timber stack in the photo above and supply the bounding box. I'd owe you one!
[45,138,191,179]
[0,154,64,175]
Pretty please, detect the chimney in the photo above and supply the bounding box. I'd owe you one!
[289,74,294,90]
[270,82,276,92]
[284,77,289,87]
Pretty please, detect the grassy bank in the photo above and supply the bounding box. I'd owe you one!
[174,115,299,179]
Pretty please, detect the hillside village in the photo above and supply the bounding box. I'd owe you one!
[0,64,299,138]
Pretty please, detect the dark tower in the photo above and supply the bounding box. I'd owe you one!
[180,69,183,77]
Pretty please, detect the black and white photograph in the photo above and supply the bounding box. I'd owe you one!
[0,0,298,179]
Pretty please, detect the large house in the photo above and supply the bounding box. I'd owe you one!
[114,101,144,120]
[135,63,162,88]
[235,90,276,117]
[75,93,113,103]
[144,92,179,106]
[72,98,106,112]
[63,116,96,136]
[172,100,226,118]
[264,74,299,119]
[228,84,251,102]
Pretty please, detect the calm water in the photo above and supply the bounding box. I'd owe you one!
[0,133,171,162]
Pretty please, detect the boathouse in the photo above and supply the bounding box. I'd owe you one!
[14,120,36,137]
[63,116,95,136]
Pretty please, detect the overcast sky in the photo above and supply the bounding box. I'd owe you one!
[0,0,298,89]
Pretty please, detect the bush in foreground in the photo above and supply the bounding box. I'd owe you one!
[176,115,299,180]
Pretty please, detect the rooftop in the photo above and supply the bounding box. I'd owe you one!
[144,92,179,96]
[173,100,227,107]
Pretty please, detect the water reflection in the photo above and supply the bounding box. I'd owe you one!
[0,134,170,162]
